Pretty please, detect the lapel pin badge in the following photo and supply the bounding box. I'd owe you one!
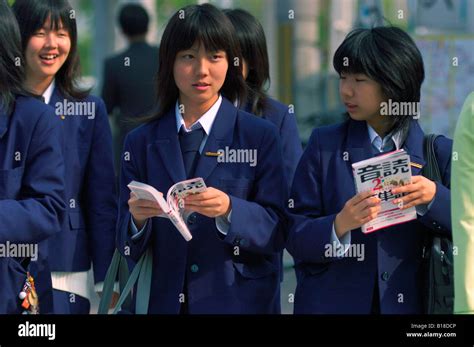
[205,151,222,157]
[410,162,422,169]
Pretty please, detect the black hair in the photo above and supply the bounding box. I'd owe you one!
[0,0,26,114]
[224,8,269,116]
[119,3,149,37]
[333,26,425,134]
[152,3,247,120]
[13,0,90,100]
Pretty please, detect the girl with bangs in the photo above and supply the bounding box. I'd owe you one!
[117,3,287,314]
[287,27,452,314]
[0,0,65,314]
[13,0,117,314]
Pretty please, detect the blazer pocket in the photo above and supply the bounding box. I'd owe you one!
[6,257,27,289]
[233,260,277,279]
[0,167,24,199]
[299,263,329,276]
[69,211,85,230]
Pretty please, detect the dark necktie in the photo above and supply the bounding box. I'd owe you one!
[178,126,205,179]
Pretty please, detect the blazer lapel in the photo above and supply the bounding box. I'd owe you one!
[194,98,237,182]
[150,109,186,183]
[346,119,375,167]
[48,87,63,117]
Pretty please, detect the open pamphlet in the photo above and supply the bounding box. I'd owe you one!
[352,149,417,233]
[127,177,207,241]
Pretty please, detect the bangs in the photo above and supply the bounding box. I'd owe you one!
[171,6,233,53]
[14,0,76,49]
[31,1,74,34]
[333,29,378,79]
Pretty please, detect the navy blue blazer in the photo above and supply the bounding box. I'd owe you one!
[117,97,288,314]
[287,119,452,314]
[46,88,117,284]
[0,96,66,314]
[244,98,303,188]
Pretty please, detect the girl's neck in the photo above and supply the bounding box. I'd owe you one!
[25,74,54,96]
[367,116,391,139]
[179,95,219,128]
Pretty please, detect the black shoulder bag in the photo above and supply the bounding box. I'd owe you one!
[421,134,454,314]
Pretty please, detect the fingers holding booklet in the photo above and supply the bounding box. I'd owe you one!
[127,178,208,241]
[128,190,166,230]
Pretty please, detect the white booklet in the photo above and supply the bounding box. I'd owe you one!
[352,149,417,233]
[127,177,207,241]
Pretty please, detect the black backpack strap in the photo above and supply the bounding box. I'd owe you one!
[421,134,442,182]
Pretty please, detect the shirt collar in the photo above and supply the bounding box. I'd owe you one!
[42,80,56,104]
[175,95,222,135]
[367,122,404,152]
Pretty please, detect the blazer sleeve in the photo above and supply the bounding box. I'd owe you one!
[452,92,474,313]
[0,108,66,244]
[280,108,303,190]
[116,134,153,262]
[286,128,338,264]
[84,99,118,283]
[222,124,288,256]
[417,135,453,235]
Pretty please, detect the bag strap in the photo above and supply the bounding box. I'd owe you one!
[112,247,153,314]
[421,134,442,182]
[98,249,128,314]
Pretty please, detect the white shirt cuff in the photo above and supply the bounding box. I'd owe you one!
[416,197,435,216]
[215,210,232,235]
[130,218,148,240]
[330,223,351,256]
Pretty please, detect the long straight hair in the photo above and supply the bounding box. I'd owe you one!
[150,3,247,121]
[13,0,90,100]
[0,0,26,114]
[333,26,425,135]
[224,8,270,116]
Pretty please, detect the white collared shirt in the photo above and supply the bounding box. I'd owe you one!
[42,80,55,104]
[367,123,404,153]
[174,95,222,154]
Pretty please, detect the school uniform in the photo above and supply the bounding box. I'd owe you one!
[244,98,303,188]
[244,98,303,296]
[117,96,287,314]
[44,83,117,313]
[287,118,452,314]
[0,95,66,314]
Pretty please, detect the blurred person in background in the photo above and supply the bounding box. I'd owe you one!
[102,3,159,174]
[452,92,474,314]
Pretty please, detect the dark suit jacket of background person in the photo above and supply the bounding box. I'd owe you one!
[102,42,159,166]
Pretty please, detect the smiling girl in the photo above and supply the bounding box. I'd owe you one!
[287,27,452,314]
[13,0,117,314]
[116,3,287,314]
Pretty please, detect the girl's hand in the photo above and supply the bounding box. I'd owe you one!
[128,192,164,230]
[391,175,436,210]
[184,187,231,218]
[334,190,382,237]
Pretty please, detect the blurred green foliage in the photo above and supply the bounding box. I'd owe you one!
[76,0,93,76]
